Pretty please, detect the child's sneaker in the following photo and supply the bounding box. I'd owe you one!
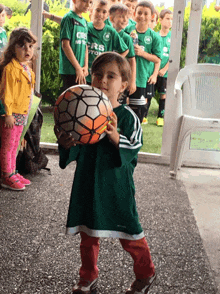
[125,274,156,294]
[72,278,98,294]
[15,173,31,186]
[142,117,148,125]
[156,117,164,127]
[1,174,25,191]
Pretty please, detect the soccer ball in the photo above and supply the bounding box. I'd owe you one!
[54,85,113,144]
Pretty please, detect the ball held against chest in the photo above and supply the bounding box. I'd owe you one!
[54,85,113,144]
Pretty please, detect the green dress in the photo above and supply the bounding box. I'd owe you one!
[59,105,144,240]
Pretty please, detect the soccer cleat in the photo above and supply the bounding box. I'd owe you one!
[1,174,25,191]
[156,117,164,127]
[15,173,31,186]
[72,278,98,294]
[125,274,156,294]
[142,118,148,125]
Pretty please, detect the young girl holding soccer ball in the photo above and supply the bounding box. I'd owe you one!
[54,52,156,294]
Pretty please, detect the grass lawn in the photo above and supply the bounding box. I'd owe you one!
[40,98,164,154]
[40,99,220,153]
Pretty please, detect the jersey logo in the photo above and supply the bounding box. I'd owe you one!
[167,38,171,44]
[163,47,168,53]
[144,36,152,44]
[103,32,111,42]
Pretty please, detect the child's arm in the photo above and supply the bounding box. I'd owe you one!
[158,61,169,77]
[82,45,89,78]
[128,57,136,95]
[148,59,161,84]
[62,39,86,84]
[134,44,160,63]
[120,49,129,58]
[43,11,62,24]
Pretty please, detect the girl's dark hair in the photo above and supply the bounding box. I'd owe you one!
[0,4,5,14]
[159,9,173,19]
[0,27,37,80]
[91,52,131,83]
[135,0,155,15]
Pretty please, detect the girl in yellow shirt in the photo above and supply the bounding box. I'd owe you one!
[0,27,36,191]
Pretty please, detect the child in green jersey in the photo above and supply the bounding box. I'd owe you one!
[59,0,93,92]
[126,1,162,123]
[54,52,156,294]
[86,0,129,84]
[109,4,136,98]
[142,9,159,125]
[155,9,172,127]
[0,5,7,55]
[122,0,138,28]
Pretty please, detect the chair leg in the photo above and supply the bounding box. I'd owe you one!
[170,117,183,178]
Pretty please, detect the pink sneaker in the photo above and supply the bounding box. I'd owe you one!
[1,174,25,191]
[15,173,31,186]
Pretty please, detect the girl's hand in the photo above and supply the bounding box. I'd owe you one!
[54,125,80,149]
[105,113,120,148]
[75,67,86,84]
[5,115,15,128]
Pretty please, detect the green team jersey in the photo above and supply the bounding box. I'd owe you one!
[149,32,162,76]
[125,25,162,87]
[87,23,128,83]
[104,17,113,27]
[159,30,171,78]
[59,104,144,240]
[125,18,136,32]
[59,11,88,75]
[119,29,135,59]
[0,27,7,53]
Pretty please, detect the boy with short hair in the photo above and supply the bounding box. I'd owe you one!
[59,0,93,91]
[109,4,136,97]
[142,9,159,124]
[155,9,172,127]
[86,0,129,84]
[122,0,137,26]
[126,1,162,123]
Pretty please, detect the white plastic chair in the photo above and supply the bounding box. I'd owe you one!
[170,63,220,179]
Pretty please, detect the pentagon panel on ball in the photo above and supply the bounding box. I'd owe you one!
[54,85,113,144]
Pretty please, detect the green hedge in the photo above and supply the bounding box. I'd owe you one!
[4,1,220,105]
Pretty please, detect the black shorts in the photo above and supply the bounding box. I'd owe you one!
[60,74,77,92]
[129,87,148,122]
[146,82,155,99]
[155,76,167,94]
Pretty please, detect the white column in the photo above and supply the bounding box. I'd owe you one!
[30,0,43,93]
[160,0,186,158]
[185,0,203,66]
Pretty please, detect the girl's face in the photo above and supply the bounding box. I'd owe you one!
[92,61,128,107]
[0,10,6,27]
[15,41,35,64]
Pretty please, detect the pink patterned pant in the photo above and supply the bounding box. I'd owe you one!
[0,124,23,174]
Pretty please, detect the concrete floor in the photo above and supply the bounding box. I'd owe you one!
[180,167,220,294]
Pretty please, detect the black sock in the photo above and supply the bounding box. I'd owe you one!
[144,97,152,118]
[158,99,165,118]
